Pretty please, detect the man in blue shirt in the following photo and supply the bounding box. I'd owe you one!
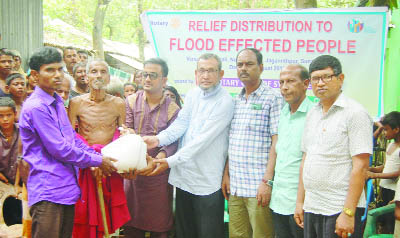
[143,53,234,238]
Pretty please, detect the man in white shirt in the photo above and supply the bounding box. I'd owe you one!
[143,53,234,238]
[295,55,372,238]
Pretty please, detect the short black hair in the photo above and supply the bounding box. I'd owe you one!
[63,46,77,55]
[0,49,14,57]
[164,85,182,108]
[0,97,16,112]
[309,55,342,75]
[381,111,400,129]
[29,47,63,71]
[77,50,88,56]
[236,48,263,65]
[6,73,25,86]
[144,58,168,77]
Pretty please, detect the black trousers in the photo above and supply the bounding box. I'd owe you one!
[378,186,395,233]
[271,211,304,238]
[175,188,224,238]
[304,208,365,238]
[30,200,75,238]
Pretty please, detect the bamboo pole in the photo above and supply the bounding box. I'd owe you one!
[97,178,110,238]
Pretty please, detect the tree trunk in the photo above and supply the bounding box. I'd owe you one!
[107,25,113,40]
[93,0,111,59]
[137,0,145,61]
[295,0,317,8]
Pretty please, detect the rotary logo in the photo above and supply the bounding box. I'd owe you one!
[170,18,181,29]
[348,19,364,33]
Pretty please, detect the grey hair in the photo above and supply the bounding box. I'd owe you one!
[73,62,87,76]
[197,53,222,70]
[86,59,109,74]
[106,79,124,97]
[63,73,74,90]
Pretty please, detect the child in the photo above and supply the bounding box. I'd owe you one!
[5,73,26,121]
[123,82,137,98]
[26,69,37,97]
[368,111,400,233]
[0,97,31,237]
[0,97,19,185]
[394,179,400,237]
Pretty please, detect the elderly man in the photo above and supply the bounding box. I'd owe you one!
[143,53,234,238]
[295,55,372,238]
[222,48,283,238]
[68,59,130,238]
[70,62,89,98]
[266,64,314,238]
[123,58,180,238]
[63,47,78,76]
[19,46,116,238]
[55,74,72,109]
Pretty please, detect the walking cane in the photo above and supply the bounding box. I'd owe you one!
[97,177,110,238]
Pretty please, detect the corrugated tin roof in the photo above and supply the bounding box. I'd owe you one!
[0,0,43,71]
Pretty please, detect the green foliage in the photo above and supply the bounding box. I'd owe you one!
[363,0,399,9]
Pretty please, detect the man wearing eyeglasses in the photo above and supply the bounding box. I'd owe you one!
[123,58,180,238]
[142,53,234,238]
[294,55,372,238]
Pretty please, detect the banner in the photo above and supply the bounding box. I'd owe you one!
[142,8,388,117]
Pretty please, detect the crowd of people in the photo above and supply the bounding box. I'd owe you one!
[0,45,399,238]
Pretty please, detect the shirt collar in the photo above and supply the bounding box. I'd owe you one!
[239,80,266,98]
[332,92,347,108]
[0,124,18,140]
[34,87,63,106]
[296,97,313,113]
[317,92,346,109]
[201,82,222,98]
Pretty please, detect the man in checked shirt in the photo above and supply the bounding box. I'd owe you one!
[222,48,283,238]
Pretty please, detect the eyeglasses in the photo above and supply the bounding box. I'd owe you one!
[142,72,159,80]
[310,74,337,84]
[197,68,219,75]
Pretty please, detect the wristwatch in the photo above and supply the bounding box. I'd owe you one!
[343,207,354,217]
[262,178,273,187]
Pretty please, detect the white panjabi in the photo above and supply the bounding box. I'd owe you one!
[101,134,147,173]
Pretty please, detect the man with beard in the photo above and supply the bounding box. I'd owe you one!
[70,62,89,98]
[68,59,130,237]
[143,53,234,238]
[0,49,14,97]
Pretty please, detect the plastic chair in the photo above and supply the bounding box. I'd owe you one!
[363,203,395,238]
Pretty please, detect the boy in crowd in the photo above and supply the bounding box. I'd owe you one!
[5,73,26,120]
[0,97,20,185]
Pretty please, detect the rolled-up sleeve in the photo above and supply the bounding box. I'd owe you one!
[31,107,102,168]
